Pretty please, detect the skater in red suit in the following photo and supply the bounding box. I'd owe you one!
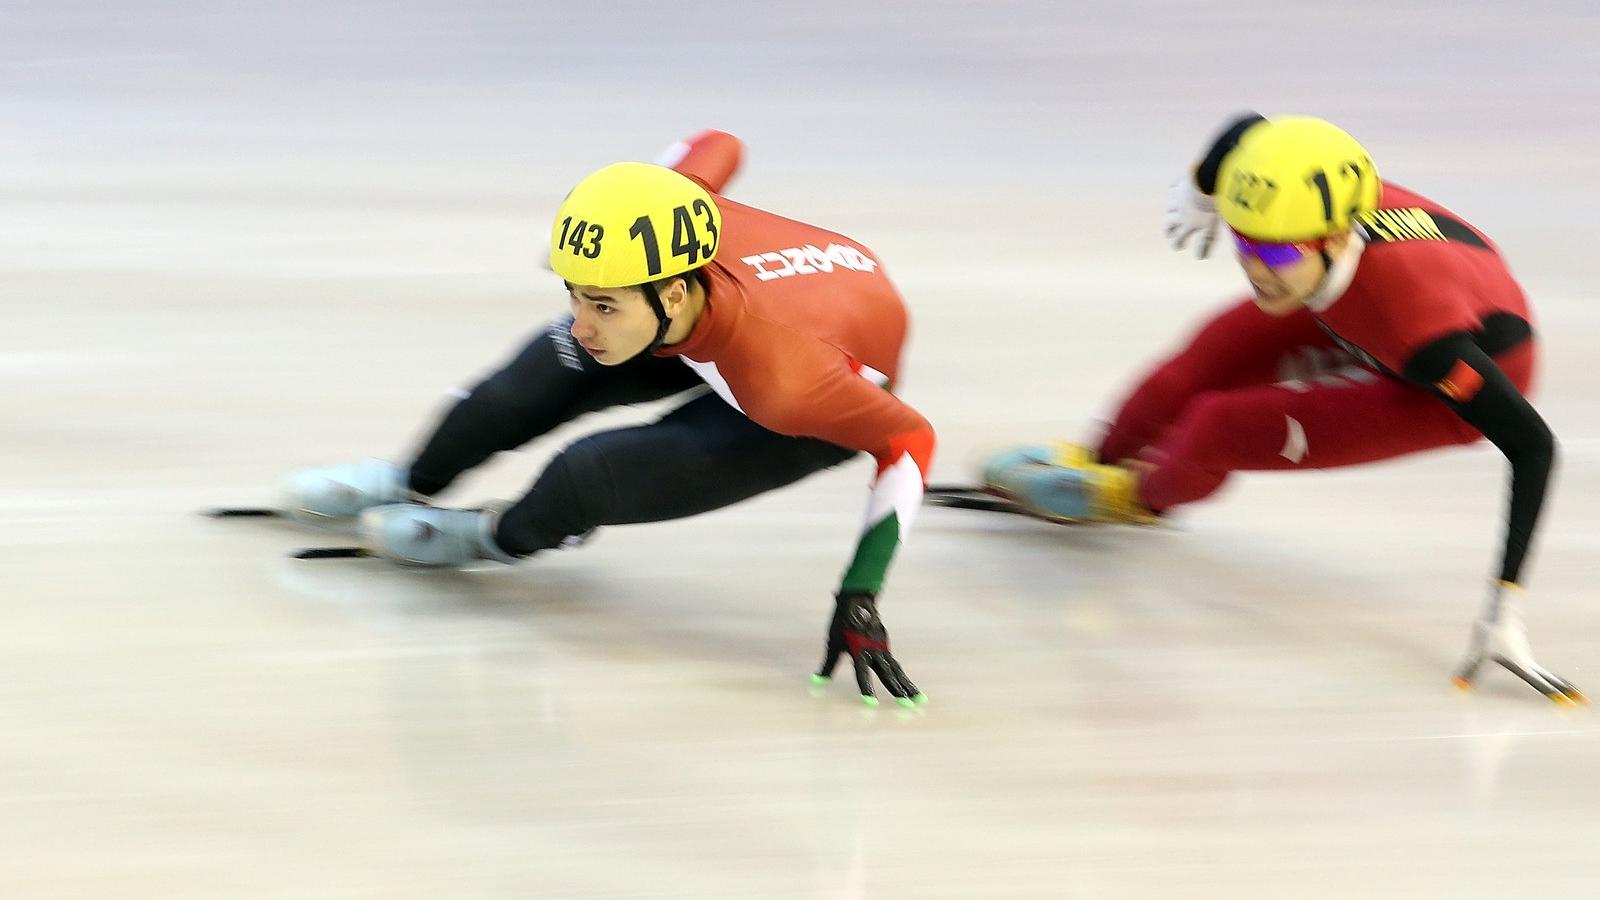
[983,113,1583,704]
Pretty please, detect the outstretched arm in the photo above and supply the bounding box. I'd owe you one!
[1403,332,1582,704]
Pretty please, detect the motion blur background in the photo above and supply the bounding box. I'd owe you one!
[5,1,1600,897]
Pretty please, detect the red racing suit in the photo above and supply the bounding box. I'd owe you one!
[660,132,936,595]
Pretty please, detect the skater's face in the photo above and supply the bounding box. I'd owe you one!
[1233,229,1352,317]
[565,280,677,364]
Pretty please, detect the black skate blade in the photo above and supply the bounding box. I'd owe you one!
[925,484,1021,514]
[926,483,991,497]
[926,493,1029,515]
[925,484,1084,523]
[202,507,283,518]
[291,547,374,560]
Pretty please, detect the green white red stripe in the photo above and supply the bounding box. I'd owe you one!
[840,431,933,594]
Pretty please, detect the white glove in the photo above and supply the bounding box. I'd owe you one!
[279,459,411,523]
[1454,581,1586,705]
[360,504,517,567]
[1165,176,1219,259]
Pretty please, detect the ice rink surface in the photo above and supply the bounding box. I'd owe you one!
[6,2,1600,896]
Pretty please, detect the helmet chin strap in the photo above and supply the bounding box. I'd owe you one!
[1312,248,1336,295]
[627,281,674,362]
[1303,232,1366,313]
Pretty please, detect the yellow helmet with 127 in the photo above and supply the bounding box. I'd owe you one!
[1216,116,1381,242]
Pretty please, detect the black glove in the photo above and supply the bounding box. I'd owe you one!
[813,591,926,707]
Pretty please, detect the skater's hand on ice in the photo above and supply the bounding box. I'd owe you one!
[814,591,926,708]
[1454,582,1586,705]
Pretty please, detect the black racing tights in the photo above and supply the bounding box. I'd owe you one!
[405,317,857,557]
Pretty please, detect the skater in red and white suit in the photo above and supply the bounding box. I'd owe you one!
[278,131,932,706]
[984,113,1583,704]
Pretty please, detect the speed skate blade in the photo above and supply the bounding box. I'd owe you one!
[926,483,991,496]
[925,485,1029,516]
[202,507,282,518]
[924,484,1090,524]
[291,547,374,560]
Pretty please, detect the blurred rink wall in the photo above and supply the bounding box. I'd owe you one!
[6,0,1598,475]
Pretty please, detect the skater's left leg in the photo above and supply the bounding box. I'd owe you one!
[364,393,856,565]
[419,392,858,560]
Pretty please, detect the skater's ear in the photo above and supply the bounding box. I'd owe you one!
[1324,229,1355,256]
[654,272,701,318]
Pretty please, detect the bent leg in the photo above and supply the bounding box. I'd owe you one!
[1099,298,1345,463]
[1139,369,1484,511]
[407,315,703,495]
[494,393,858,556]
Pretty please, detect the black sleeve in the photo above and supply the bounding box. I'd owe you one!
[1193,112,1268,195]
[1402,332,1556,584]
[405,316,703,496]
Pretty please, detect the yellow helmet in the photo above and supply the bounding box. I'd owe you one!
[1216,116,1381,242]
[549,162,722,288]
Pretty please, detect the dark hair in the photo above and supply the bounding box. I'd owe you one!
[647,270,701,296]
